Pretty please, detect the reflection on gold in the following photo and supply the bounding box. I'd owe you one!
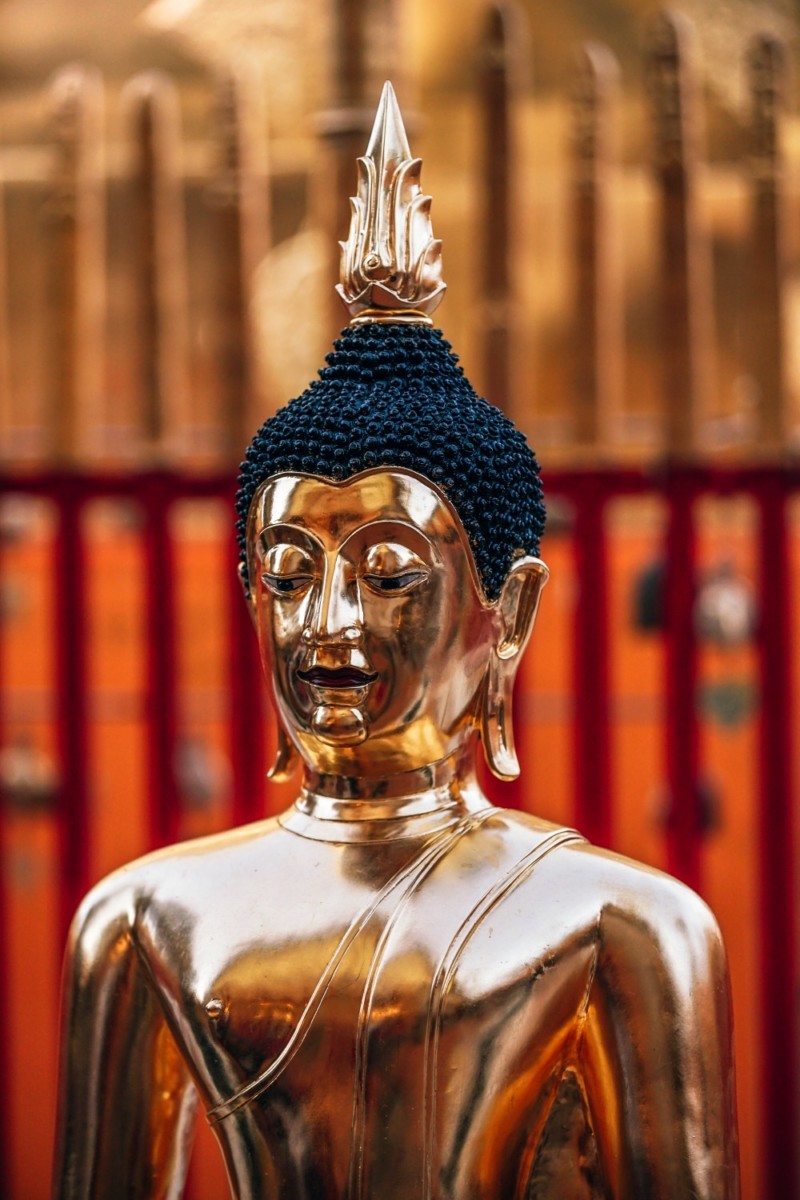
[53,764,739,1196]
[246,468,548,783]
[52,81,739,1200]
[336,82,446,324]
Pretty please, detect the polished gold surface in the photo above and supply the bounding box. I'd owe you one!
[53,78,739,1199]
[245,470,546,781]
[335,81,445,324]
[53,468,740,1198]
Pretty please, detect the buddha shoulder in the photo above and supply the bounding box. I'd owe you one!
[499,807,727,986]
[64,816,287,953]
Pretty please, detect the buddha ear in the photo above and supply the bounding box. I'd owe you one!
[496,556,549,660]
[238,558,300,781]
[238,560,258,630]
[481,557,549,780]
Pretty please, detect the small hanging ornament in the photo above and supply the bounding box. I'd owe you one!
[694,561,757,648]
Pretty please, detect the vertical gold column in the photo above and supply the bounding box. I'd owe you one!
[316,0,402,339]
[44,66,105,464]
[124,72,189,461]
[210,64,270,461]
[479,3,525,416]
[646,11,711,459]
[570,43,620,452]
[0,174,11,460]
[748,34,788,456]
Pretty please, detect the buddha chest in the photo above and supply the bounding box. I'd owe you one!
[142,813,597,1198]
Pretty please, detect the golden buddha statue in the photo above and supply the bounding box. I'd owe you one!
[53,84,739,1199]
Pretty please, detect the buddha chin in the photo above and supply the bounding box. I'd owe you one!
[310,702,368,745]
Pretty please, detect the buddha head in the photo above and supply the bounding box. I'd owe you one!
[236,85,547,785]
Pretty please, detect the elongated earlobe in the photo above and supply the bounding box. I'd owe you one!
[238,560,258,631]
[240,557,299,781]
[480,557,549,781]
[481,653,519,779]
[268,723,300,783]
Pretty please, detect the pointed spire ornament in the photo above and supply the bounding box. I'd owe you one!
[336,81,446,324]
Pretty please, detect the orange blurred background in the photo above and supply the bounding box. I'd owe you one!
[0,2,798,1197]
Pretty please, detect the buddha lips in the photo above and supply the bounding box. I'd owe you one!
[298,666,378,689]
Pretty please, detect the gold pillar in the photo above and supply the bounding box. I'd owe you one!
[210,64,270,461]
[479,2,524,415]
[570,43,621,453]
[124,72,190,460]
[44,66,105,464]
[316,0,404,340]
[646,11,712,459]
[748,34,789,457]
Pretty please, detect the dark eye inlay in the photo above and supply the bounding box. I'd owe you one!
[360,540,431,597]
[262,573,313,595]
[362,571,428,595]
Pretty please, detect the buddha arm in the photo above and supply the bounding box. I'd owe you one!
[581,878,740,1199]
[52,883,197,1200]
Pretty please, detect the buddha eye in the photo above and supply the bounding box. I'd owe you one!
[362,571,428,595]
[261,573,313,596]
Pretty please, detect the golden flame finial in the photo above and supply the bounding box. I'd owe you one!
[336,81,446,325]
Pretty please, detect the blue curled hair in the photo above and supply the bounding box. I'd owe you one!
[235,323,545,602]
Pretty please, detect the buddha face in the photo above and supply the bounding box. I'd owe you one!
[246,468,547,779]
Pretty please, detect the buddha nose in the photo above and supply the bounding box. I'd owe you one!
[303,558,362,645]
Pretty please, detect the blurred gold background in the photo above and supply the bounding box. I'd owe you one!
[0,2,798,1198]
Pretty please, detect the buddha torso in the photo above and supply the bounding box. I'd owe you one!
[86,785,725,1200]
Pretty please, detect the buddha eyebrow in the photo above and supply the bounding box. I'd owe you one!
[341,520,438,561]
[257,525,323,557]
